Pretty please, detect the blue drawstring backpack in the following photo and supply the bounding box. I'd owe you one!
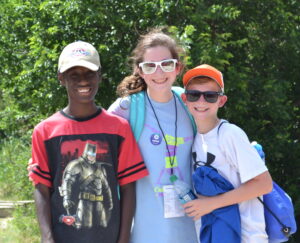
[252,142,297,243]
[218,122,297,242]
[192,159,241,243]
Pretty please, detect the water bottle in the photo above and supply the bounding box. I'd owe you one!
[251,141,265,161]
[170,175,197,204]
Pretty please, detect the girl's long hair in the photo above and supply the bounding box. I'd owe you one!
[117,28,185,97]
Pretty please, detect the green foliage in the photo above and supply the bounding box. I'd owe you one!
[0,136,37,242]
[0,0,299,241]
[0,137,32,200]
[0,204,40,243]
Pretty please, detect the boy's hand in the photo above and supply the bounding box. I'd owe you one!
[183,196,215,221]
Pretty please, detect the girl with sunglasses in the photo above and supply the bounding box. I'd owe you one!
[108,29,198,243]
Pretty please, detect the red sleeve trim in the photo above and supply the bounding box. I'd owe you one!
[118,161,149,186]
[33,165,51,178]
[29,166,52,188]
[118,165,147,180]
[118,161,145,177]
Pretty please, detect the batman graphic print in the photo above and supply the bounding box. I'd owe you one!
[59,142,113,229]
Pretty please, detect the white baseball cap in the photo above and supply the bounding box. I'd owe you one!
[58,41,101,73]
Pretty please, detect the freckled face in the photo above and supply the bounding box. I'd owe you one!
[139,46,180,94]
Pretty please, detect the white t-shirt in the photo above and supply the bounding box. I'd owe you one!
[192,120,268,243]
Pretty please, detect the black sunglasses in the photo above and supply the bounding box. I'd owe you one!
[185,90,224,103]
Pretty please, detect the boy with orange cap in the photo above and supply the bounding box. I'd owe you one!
[181,64,273,243]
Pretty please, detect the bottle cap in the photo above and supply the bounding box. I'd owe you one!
[170,174,178,183]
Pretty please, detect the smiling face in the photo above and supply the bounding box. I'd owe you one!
[139,46,180,97]
[182,78,227,123]
[59,66,100,106]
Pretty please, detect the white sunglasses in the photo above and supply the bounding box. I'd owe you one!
[138,59,178,74]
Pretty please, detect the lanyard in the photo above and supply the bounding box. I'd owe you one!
[146,91,178,175]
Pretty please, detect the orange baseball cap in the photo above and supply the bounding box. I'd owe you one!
[183,64,224,91]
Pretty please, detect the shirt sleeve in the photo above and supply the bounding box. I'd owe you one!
[28,125,52,188]
[107,97,130,120]
[117,120,148,186]
[221,124,268,183]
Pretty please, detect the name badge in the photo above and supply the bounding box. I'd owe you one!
[163,185,185,218]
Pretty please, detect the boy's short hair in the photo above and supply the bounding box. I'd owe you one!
[183,64,224,92]
[58,41,101,73]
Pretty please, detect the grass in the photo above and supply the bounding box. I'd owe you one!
[0,204,40,243]
[0,137,40,242]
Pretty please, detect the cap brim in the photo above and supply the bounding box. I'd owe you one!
[59,60,99,73]
[183,68,223,91]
